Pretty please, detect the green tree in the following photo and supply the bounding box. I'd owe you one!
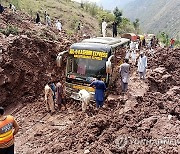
[113,7,122,25]
[133,18,140,34]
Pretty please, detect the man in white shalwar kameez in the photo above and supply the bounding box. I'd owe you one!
[131,50,137,65]
[130,41,135,50]
[56,20,62,32]
[125,49,130,59]
[102,19,107,37]
[137,51,147,79]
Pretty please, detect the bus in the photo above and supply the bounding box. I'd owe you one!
[57,37,130,100]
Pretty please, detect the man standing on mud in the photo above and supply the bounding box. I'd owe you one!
[137,51,147,80]
[56,80,66,110]
[0,107,19,154]
[45,82,55,114]
[0,4,4,14]
[119,58,130,94]
[90,75,106,108]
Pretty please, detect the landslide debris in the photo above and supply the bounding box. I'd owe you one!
[13,48,180,154]
[0,10,77,106]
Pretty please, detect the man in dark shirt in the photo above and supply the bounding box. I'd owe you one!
[90,75,106,108]
[112,21,118,37]
[0,4,4,14]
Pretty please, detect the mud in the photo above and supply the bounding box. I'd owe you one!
[1,10,180,154]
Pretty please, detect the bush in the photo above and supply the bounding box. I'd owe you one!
[0,25,19,36]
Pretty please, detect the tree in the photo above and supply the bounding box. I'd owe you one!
[113,7,122,25]
[133,18,140,34]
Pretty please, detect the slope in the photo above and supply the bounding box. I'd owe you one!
[123,0,180,37]
[1,0,100,35]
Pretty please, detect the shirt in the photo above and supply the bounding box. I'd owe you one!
[102,21,107,31]
[138,56,147,72]
[56,22,62,31]
[90,80,106,102]
[119,63,130,83]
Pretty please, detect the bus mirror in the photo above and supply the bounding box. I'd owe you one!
[106,61,112,74]
[56,51,68,67]
[56,54,63,67]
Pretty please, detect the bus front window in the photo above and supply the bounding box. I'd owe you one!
[67,57,106,77]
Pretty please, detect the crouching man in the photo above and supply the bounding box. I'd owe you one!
[78,89,91,112]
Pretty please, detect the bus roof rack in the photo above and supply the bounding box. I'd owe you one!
[82,37,130,47]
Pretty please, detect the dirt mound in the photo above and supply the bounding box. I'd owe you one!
[0,9,85,106]
[0,35,68,106]
[34,48,179,154]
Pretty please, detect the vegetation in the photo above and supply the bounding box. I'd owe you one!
[0,25,19,36]
[1,0,138,36]
[133,18,140,34]
[113,7,122,25]
[157,32,180,48]
[80,1,136,35]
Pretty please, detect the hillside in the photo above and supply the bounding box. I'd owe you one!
[123,0,180,37]
[1,0,100,35]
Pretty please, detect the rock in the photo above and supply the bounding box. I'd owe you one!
[84,149,90,154]
[168,115,172,120]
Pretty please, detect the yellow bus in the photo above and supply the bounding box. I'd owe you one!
[57,37,130,100]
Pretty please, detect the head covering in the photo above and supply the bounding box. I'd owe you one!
[140,51,144,55]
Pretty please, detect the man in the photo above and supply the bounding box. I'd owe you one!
[46,14,51,26]
[90,75,106,108]
[130,41,135,51]
[50,82,56,102]
[170,38,175,48]
[137,51,147,79]
[142,38,146,47]
[44,10,47,24]
[125,48,130,59]
[56,20,62,32]
[0,107,19,154]
[0,4,4,14]
[112,21,117,37]
[45,82,55,114]
[36,12,41,24]
[102,19,107,37]
[9,4,16,13]
[56,81,66,110]
[119,59,130,93]
[131,50,137,65]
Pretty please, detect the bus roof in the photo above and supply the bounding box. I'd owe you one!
[70,37,130,52]
[82,37,130,46]
[70,42,111,52]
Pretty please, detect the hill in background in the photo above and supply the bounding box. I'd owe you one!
[123,0,180,37]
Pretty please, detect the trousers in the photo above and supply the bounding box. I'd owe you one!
[0,144,14,154]
[96,100,104,108]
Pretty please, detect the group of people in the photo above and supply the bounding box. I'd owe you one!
[35,11,62,32]
[101,19,118,38]
[0,3,16,14]
[120,50,147,95]
[44,80,66,114]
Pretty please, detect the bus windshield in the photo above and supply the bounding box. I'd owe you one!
[67,57,106,77]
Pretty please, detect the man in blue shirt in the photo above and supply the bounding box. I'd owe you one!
[90,75,106,108]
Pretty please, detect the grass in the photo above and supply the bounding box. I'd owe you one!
[0,25,19,36]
